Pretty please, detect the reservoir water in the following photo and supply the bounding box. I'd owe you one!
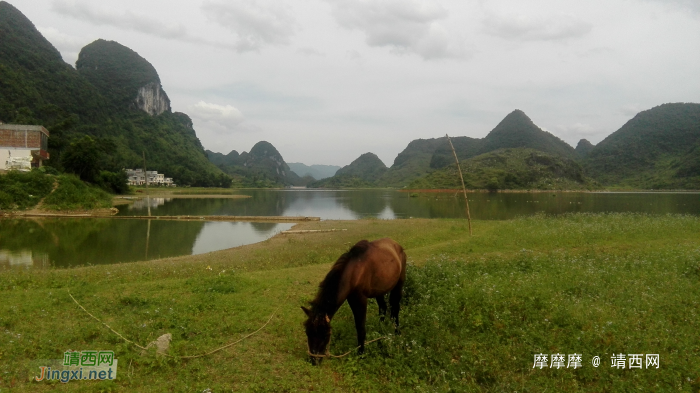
[2,190,699,268]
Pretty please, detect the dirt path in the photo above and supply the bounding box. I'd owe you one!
[13,180,118,217]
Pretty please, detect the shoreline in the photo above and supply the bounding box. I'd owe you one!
[399,188,700,193]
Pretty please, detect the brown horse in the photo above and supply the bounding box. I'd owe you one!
[302,238,406,364]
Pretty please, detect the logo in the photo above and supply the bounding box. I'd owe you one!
[35,350,118,383]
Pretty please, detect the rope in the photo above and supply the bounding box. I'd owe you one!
[69,291,278,359]
[69,292,147,351]
[176,311,278,359]
[307,336,387,359]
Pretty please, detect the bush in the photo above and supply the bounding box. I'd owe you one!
[97,170,129,194]
[42,174,112,210]
[0,170,54,210]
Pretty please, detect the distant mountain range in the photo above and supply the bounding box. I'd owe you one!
[3,1,698,190]
[309,104,700,190]
[287,163,340,180]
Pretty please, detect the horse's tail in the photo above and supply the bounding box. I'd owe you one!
[347,240,370,259]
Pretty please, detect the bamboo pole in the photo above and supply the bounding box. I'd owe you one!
[143,151,151,217]
[446,134,472,235]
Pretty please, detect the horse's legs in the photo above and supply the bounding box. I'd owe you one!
[376,295,387,322]
[389,281,404,334]
[347,294,368,354]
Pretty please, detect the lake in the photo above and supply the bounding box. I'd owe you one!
[2,190,699,268]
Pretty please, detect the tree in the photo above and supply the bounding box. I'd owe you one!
[61,135,100,183]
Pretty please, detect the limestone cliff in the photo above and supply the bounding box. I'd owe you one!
[135,82,170,116]
[77,39,171,116]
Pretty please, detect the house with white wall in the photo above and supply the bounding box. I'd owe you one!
[0,124,50,171]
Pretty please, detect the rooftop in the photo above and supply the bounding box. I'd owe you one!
[0,124,49,134]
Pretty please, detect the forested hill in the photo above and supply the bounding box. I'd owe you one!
[0,1,227,187]
[430,110,576,170]
[584,103,700,189]
[309,152,387,188]
[409,148,595,191]
[77,39,169,114]
[378,137,449,187]
[206,141,303,187]
[0,1,107,124]
[374,110,578,188]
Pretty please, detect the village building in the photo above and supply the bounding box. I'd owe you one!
[0,124,50,171]
[124,168,175,187]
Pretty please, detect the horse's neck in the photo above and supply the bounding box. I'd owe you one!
[314,286,349,319]
[314,264,351,319]
[313,296,342,319]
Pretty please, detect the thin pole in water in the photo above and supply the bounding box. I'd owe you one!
[446,134,472,236]
[143,151,151,217]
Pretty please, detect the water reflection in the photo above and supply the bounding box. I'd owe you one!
[191,222,292,255]
[128,197,171,210]
[0,250,49,269]
[4,190,699,269]
[0,218,292,268]
[116,190,700,220]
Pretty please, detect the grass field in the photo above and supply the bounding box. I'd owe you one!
[0,171,113,212]
[1,213,699,392]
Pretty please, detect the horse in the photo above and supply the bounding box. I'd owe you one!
[301,238,407,364]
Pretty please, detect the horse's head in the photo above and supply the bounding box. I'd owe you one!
[301,306,331,365]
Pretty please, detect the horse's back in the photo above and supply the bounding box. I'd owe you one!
[349,238,405,298]
[369,238,406,269]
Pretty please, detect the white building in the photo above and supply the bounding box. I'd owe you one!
[124,169,175,186]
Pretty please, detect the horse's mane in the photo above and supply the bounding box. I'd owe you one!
[310,240,370,316]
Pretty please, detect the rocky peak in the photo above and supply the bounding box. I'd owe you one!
[135,82,170,116]
[76,39,171,116]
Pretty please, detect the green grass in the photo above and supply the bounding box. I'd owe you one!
[41,175,113,211]
[0,171,113,212]
[0,170,55,211]
[0,214,699,391]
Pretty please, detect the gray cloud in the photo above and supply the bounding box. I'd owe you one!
[642,0,700,14]
[187,101,265,136]
[52,0,188,39]
[620,104,645,117]
[297,47,325,56]
[328,0,466,59]
[50,0,272,52]
[201,0,298,52]
[483,11,592,41]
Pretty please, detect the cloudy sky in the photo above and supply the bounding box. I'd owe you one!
[15,0,700,166]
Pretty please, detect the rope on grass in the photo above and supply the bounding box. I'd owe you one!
[307,336,388,359]
[175,310,278,359]
[69,292,147,351]
[69,291,278,359]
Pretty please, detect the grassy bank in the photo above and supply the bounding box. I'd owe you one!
[0,171,113,212]
[1,214,699,391]
[0,170,55,210]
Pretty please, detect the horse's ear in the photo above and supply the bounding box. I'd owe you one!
[301,306,311,317]
[325,314,330,323]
